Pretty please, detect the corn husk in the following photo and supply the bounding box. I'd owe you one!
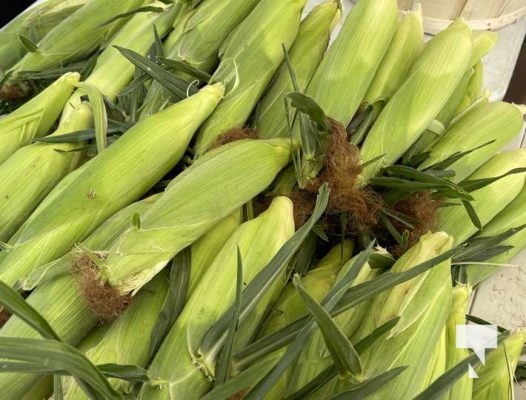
[0,71,78,164]
[193,0,307,155]
[255,0,342,139]
[139,0,262,118]
[0,0,87,70]
[473,329,526,400]
[97,138,291,294]
[0,195,159,399]
[445,285,473,399]
[466,182,526,285]
[437,149,526,246]
[343,232,453,400]
[61,271,169,399]
[359,18,473,183]
[418,101,524,182]
[0,83,224,287]
[303,0,398,126]
[0,101,92,242]
[6,0,146,78]
[139,196,295,400]
[363,4,424,105]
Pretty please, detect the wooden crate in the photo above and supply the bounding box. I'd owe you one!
[397,0,525,32]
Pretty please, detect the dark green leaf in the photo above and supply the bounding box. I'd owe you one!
[99,6,166,27]
[148,25,165,60]
[54,375,63,400]
[0,338,121,400]
[215,246,244,385]
[286,92,330,133]
[159,57,211,82]
[115,46,195,100]
[148,249,191,363]
[0,280,60,340]
[97,363,149,382]
[293,274,363,379]
[328,367,407,399]
[459,168,526,193]
[464,315,508,333]
[425,140,495,171]
[461,199,482,230]
[17,34,39,52]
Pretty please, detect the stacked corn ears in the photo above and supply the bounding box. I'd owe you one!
[0,0,525,399]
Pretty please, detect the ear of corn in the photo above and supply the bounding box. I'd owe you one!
[444,285,473,399]
[472,329,526,400]
[348,232,453,400]
[0,101,92,242]
[455,60,485,115]
[98,138,291,293]
[0,72,79,164]
[422,326,446,388]
[418,101,524,182]
[0,0,87,70]
[7,0,146,77]
[193,0,307,155]
[437,149,526,246]
[0,83,224,287]
[466,182,526,285]
[359,18,473,183]
[139,196,295,400]
[0,194,159,399]
[303,0,398,126]
[188,209,242,295]
[470,30,498,68]
[363,4,424,105]
[255,0,342,139]
[61,270,170,399]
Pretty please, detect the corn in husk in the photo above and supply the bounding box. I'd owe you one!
[444,285,473,399]
[96,138,291,294]
[472,329,526,400]
[0,83,224,287]
[255,0,342,139]
[0,195,159,399]
[465,182,526,285]
[418,101,524,182]
[6,0,145,78]
[422,327,447,388]
[0,71,78,164]
[363,4,424,105]
[341,232,453,400]
[359,18,473,183]
[303,0,398,126]
[139,196,295,400]
[139,0,262,118]
[0,101,92,242]
[0,0,87,70]
[257,241,354,399]
[193,0,306,155]
[61,271,169,399]
[437,149,526,246]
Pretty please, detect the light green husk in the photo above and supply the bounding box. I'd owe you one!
[61,271,170,399]
[0,71,79,164]
[0,101,92,242]
[418,101,524,182]
[363,4,424,105]
[193,0,307,155]
[0,195,159,399]
[7,0,146,77]
[436,149,526,246]
[255,0,342,139]
[303,0,398,126]
[359,18,473,183]
[139,0,262,118]
[0,83,224,287]
[473,329,526,400]
[0,0,87,70]
[139,196,295,400]
[98,138,292,294]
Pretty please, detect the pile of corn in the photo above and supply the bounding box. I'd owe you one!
[0,0,525,399]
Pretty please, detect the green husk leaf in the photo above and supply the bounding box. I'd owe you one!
[77,82,108,154]
[18,34,40,53]
[96,363,149,382]
[293,274,363,380]
[158,57,211,81]
[98,6,166,27]
[0,280,60,340]
[54,376,63,400]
